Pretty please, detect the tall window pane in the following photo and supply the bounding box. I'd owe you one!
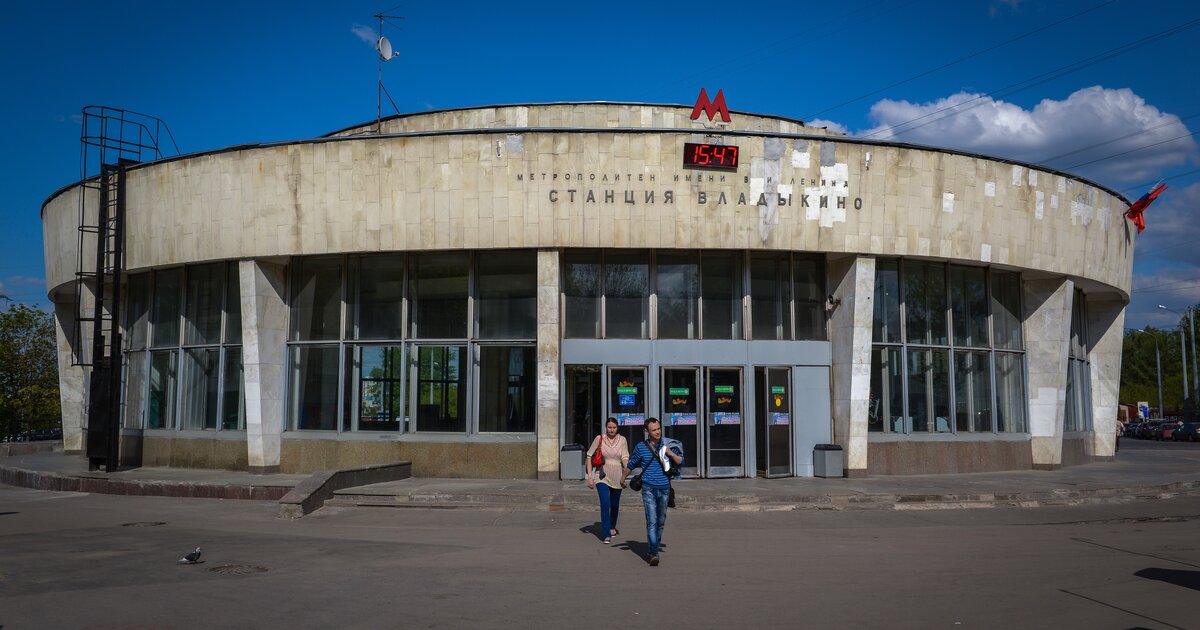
[478,345,535,433]
[954,350,991,432]
[290,345,340,430]
[794,256,825,341]
[291,258,343,341]
[152,269,182,348]
[126,273,151,350]
[221,348,244,430]
[702,252,743,340]
[904,262,947,345]
[604,252,649,339]
[147,349,177,429]
[476,251,536,339]
[907,348,950,432]
[415,345,466,432]
[123,351,147,428]
[656,252,699,339]
[351,255,405,340]
[356,345,404,431]
[564,251,601,339]
[950,265,988,348]
[873,260,900,343]
[181,348,220,430]
[409,253,468,339]
[991,270,1023,350]
[224,263,242,344]
[995,352,1027,432]
[184,264,223,346]
[750,254,790,341]
[869,346,903,433]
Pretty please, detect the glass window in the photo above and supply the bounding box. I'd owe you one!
[868,346,903,433]
[221,347,244,430]
[147,349,177,429]
[991,270,1023,351]
[152,269,182,348]
[355,345,404,431]
[180,348,220,430]
[954,350,992,432]
[409,253,468,339]
[604,252,649,339]
[476,251,536,339]
[950,266,988,348]
[702,252,743,340]
[995,352,1027,432]
[656,252,699,340]
[794,256,825,341]
[289,345,341,430]
[478,345,535,433]
[907,348,950,433]
[291,257,343,341]
[123,351,147,428]
[904,262,948,346]
[225,263,242,344]
[873,260,900,343]
[126,273,151,350]
[350,255,405,340]
[414,345,467,432]
[750,254,790,341]
[184,264,223,346]
[563,251,602,339]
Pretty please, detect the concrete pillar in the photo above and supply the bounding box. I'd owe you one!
[828,255,874,476]
[536,249,561,480]
[239,260,288,474]
[52,301,87,454]
[1023,277,1074,470]
[1087,297,1126,459]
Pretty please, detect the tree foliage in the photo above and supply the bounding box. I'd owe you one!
[1120,303,1200,418]
[0,304,61,437]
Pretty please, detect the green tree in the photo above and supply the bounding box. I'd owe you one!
[0,304,61,439]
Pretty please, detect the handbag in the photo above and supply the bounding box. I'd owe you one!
[627,472,643,491]
[590,443,604,469]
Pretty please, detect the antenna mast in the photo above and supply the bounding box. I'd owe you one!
[374,8,404,132]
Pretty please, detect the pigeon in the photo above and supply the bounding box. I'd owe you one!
[178,547,202,564]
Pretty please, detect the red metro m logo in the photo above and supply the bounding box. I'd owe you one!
[690,88,731,123]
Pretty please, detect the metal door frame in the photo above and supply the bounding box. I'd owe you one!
[660,365,703,478]
[704,366,744,478]
[759,365,793,478]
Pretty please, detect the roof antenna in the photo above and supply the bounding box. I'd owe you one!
[374,8,404,133]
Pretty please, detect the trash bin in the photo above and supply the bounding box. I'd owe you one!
[560,443,585,480]
[813,444,843,478]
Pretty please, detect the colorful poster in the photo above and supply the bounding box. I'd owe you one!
[712,412,741,425]
[616,413,646,426]
[667,413,697,426]
[769,412,790,426]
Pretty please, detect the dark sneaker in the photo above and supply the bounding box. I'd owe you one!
[649,555,660,566]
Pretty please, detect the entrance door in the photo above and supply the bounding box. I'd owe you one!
[705,367,743,477]
[661,367,700,478]
[564,365,601,448]
[609,367,648,446]
[755,367,792,477]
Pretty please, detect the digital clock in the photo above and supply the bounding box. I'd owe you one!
[683,142,739,171]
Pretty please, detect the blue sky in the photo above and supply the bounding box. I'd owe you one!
[1,0,1197,330]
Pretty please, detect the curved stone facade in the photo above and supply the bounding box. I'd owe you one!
[41,103,1133,478]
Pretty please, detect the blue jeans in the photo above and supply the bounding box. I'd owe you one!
[641,485,670,555]
[597,483,622,536]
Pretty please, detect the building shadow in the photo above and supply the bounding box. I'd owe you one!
[1134,567,1200,591]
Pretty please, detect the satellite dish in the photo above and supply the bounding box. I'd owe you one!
[377,36,399,61]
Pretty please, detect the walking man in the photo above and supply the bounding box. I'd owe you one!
[624,417,683,566]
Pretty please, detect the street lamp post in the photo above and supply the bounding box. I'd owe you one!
[1159,305,1192,412]
[1135,328,1165,419]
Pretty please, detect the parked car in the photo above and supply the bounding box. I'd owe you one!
[1135,422,1162,439]
[1172,422,1200,442]
[1158,421,1183,440]
[1124,421,1145,438]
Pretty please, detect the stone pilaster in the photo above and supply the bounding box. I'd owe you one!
[828,255,874,476]
[240,260,288,474]
[1087,297,1126,458]
[1023,277,1074,470]
[52,301,87,454]
[536,249,561,480]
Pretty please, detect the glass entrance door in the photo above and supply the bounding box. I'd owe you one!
[705,367,743,477]
[661,367,700,478]
[609,367,648,446]
[755,367,792,478]
[564,365,601,448]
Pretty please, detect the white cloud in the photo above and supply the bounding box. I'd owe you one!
[807,118,849,136]
[858,86,1198,186]
[350,23,376,47]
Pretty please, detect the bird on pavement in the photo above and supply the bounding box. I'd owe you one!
[178,547,202,564]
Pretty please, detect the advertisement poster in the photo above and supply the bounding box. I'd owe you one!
[712,412,741,425]
[667,413,698,426]
[616,413,646,426]
[769,412,790,426]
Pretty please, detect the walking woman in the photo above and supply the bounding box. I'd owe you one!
[586,417,630,544]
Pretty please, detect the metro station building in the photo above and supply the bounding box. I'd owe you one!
[40,100,1134,479]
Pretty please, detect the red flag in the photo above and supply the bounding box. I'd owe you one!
[1126,182,1167,234]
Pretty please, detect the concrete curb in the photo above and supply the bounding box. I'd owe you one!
[278,461,412,519]
[0,464,292,501]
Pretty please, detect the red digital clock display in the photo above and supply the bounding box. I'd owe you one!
[683,142,739,171]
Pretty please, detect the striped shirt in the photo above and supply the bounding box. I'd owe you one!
[627,440,682,488]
